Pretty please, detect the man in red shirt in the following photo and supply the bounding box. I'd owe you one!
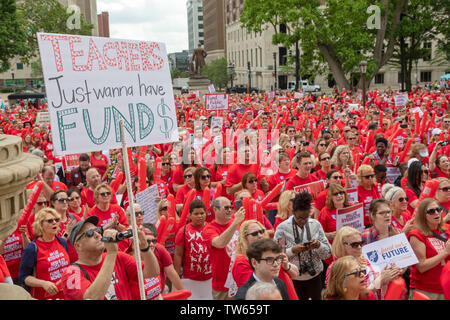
[61,216,160,300]
[81,168,117,208]
[39,166,68,200]
[286,152,319,190]
[203,197,245,300]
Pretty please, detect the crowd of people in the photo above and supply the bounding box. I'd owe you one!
[0,83,450,301]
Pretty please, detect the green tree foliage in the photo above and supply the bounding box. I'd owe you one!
[204,58,229,89]
[0,0,28,72]
[241,0,407,90]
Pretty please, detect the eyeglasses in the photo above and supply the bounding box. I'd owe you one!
[397,197,409,202]
[222,205,233,211]
[344,268,367,278]
[248,179,257,184]
[377,210,392,216]
[439,187,450,192]
[332,175,343,180]
[44,218,60,224]
[258,255,284,265]
[348,137,356,140]
[320,156,330,161]
[344,241,365,248]
[36,201,47,206]
[56,198,69,203]
[201,174,211,180]
[426,207,443,215]
[147,239,158,245]
[363,174,375,179]
[135,211,144,216]
[76,227,103,242]
[247,229,265,237]
[162,163,170,166]
[184,174,193,178]
[333,191,346,197]
[99,191,111,197]
[69,196,80,201]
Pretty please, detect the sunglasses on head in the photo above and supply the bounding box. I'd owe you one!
[44,218,60,224]
[76,227,103,242]
[247,229,265,237]
[426,207,443,215]
[344,241,364,248]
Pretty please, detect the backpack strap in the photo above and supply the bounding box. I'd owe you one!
[71,263,91,281]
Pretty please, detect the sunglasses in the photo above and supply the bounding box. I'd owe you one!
[36,201,47,206]
[344,268,367,278]
[332,175,343,180]
[319,144,327,148]
[44,218,60,224]
[100,191,111,197]
[76,227,103,242]
[320,156,330,161]
[184,174,193,178]
[397,197,409,202]
[344,241,364,248]
[201,174,211,180]
[348,137,356,140]
[426,207,443,215]
[363,174,375,179]
[439,187,450,192]
[258,255,284,265]
[147,239,158,245]
[56,198,69,203]
[421,170,430,175]
[160,206,168,211]
[135,211,144,216]
[248,179,257,184]
[162,163,170,166]
[333,191,346,197]
[247,229,265,237]
[69,196,80,201]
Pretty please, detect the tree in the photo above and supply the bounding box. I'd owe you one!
[433,0,450,61]
[0,0,28,73]
[17,0,93,65]
[241,0,407,91]
[204,58,229,90]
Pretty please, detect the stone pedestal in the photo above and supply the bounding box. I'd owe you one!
[0,135,43,239]
[188,76,211,93]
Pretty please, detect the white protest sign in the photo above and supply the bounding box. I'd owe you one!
[362,233,419,269]
[205,93,229,111]
[394,93,408,107]
[136,184,159,224]
[268,91,275,99]
[208,84,216,93]
[36,112,51,126]
[386,164,401,183]
[210,116,223,130]
[348,104,359,112]
[37,33,179,155]
[336,203,364,232]
[294,92,303,100]
[345,188,358,204]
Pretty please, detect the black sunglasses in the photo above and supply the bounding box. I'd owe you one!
[426,207,443,215]
[184,174,193,178]
[439,187,450,192]
[201,174,211,180]
[99,191,111,197]
[162,163,170,166]
[397,197,409,202]
[135,211,144,216]
[44,218,60,224]
[344,241,364,248]
[320,156,330,161]
[147,239,158,245]
[76,227,103,242]
[247,229,265,237]
[333,191,346,197]
[248,179,257,184]
[56,198,69,203]
[36,201,47,206]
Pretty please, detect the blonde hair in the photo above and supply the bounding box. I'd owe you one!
[156,199,169,220]
[331,226,361,259]
[276,190,296,220]
[32,208,61,238]
[235,220,266,256]
[356,164,373,185]
[331,145,354,170]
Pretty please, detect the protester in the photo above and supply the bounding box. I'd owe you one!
[245,281,283,300]
[362,199,398,244]
[81,168,118,208]
[274,190,296,230]
[286,152,319,190]
[357,165,382,227]
[67,154,90,190]
[67,188,88,220]
[405,161,429,214]
[381,184,415,233]
[90,151,109,182]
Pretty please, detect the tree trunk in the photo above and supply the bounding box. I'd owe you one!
[317,42,351,91]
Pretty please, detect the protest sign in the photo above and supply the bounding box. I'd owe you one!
[386,164,401,183]
[394,93,408,107]
[64,153,85,171]
[346,188,358,204]
[37,33,179,155]
[362,233,419,269]
[348,104,359,112]
[210,116,223,130]
[36,112,51,126]
[336,203,364,232]
[208,84,216,93]
[268,91,275,99]
[294,92,303,100]
[294,180,325,201]
[136,184,159,224]
[204,93,229,111]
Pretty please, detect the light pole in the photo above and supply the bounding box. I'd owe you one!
[227,62,235,89]
[359,60,368,110]
[273,52,277,90]
[247,61,251,94]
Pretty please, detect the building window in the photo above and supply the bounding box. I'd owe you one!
[198,7,203,12]
[16,63,23,70]
[423,42,432,61]
[199,32,204,37]
[420,71,432,82]
[374,73,384,84]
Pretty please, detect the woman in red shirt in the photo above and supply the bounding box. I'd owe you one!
[67,189,88,220]
[241,172,265,202]
[404,161,429,215]
[175,167,196,212]
[50,190,80,239]
[90,151,109,182]
[408,198,450,300]
[434,178,450,214]
[381,184,414,233]
[357,164,382,227]
[324,255,377,300]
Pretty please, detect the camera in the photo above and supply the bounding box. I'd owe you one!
[441,141,450,147]
[299,260,316,276]
[101,229,133,243]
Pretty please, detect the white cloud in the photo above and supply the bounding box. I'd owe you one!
[97,0,189,54]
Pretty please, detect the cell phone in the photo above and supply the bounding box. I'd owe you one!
[235,199,243,210]
[303,241,312,246]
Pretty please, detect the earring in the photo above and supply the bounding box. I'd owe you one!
[343,287,348,293]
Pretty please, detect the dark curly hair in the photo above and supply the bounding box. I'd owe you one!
[292,191,312,212]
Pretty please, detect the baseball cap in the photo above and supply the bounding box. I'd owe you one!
[68,216,99,244]
[432,128,442,136]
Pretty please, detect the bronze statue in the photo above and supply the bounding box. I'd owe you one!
[191,43,207,76]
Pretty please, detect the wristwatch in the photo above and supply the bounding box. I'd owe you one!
[140,246,150,252]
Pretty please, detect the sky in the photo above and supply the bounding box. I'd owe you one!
[97,0,189,54]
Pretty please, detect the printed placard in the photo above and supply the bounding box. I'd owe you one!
[36,112,51,126]
[37,32,179,155]
[362,233,419,269]
[346,188,358,204]
[204,93,229,111]
[136,184,159,224]
[208,84,216,93]
[210,116,223,130]
[394,93,408,107]
[294,92,303,100]
[294,180,325,200]
[386,164,401,183]
[336,203,364,232]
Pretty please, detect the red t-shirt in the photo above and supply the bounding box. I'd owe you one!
[203,220,237,292]
[286,174,319,191]
[225,164,260,188]
[391,211,412,232]
[86,204,129,230]
[153,243,173,290]
[251,189,265,202]
[80,187,118,208]
[441,261,450,300]
[62,252,140,300]
[0,255,11,284]
[90,154,109,179]
[33,238,71,300]
[175,184,194,205]
[408,228,450,293]
[313,189,328,212]
[357,184,381,226]
[231,254,252,288]
[2,230,24,279]
[174,223,212,281]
